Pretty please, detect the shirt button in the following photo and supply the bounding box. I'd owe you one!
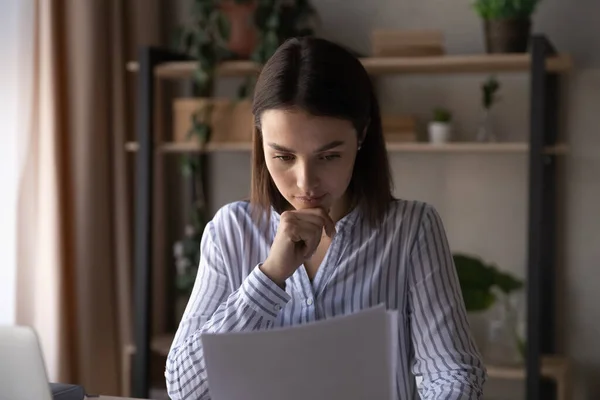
[306,298,314,306]
[274,304,282,311]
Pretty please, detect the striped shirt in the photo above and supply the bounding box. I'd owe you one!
[166,199,487,399]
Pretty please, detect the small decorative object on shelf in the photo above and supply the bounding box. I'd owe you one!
[472,0,542,53]
[453,253,526,366]
[428,107,453,144]
[382,115,417,142]
[173,98,253,144]
[371,29,445,57]
[477,75,501,142]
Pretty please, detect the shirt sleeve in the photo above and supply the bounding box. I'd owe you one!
[407,204,487,399]
[165,216,291,400]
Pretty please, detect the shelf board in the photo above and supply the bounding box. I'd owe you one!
[126,53,572,79]
[125,141,253,153]
[125,141,568,155]
[487,355,569,381]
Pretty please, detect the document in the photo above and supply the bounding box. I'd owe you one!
[201,304,398,400]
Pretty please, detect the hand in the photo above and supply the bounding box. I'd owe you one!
[260,208,336,286]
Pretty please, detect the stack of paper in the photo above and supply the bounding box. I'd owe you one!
[201,305,398,400]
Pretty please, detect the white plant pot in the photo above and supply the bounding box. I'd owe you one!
[428,122,452,144]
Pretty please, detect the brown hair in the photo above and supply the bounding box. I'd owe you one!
[250,37,393,227]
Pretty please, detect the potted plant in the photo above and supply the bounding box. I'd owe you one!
[476,75,501,142]
[428,107,453,144]
[453,253,526,365]
[472,0,542,53]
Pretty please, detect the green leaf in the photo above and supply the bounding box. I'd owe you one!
[216,11,231,41]
[180,156,195,177]
[462,289,497,312]
[493,269,524,294]
[453,252,524,312]
[265,30,280,59]
[433,107,452,123]
[453,254,495,291]
[472,0,541,19]
[266,13,280,30]
[190,121,210,143]
[193,67,210,88]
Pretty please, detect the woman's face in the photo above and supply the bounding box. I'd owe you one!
[260,109,359,214]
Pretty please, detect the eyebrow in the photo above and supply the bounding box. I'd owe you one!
[267,140,345,153]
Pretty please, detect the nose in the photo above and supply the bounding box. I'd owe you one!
[296,161,320,193]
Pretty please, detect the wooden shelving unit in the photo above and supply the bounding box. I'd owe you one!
[126,53,573,78]
[125,140,569,154]
[127,37,572,399]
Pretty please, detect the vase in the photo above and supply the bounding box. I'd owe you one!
[484,294,525,366]
[476,109,497,142]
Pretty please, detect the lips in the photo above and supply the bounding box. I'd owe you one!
[295,194,326,205]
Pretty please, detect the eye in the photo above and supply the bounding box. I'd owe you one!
[273,155,295,162]
[321,154,341,161]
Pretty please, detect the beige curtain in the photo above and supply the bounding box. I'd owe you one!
[16,0,164,396]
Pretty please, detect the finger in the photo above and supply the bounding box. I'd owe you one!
[297,207,336,238]
[285,220,321,256]
[284,211,326,233]
[284,221,321,245]
[300,225,322,259]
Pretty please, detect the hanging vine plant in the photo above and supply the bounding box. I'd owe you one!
[172,0,318,297]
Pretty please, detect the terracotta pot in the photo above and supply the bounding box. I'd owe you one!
[484,17,531,54]
[220,0,258,58]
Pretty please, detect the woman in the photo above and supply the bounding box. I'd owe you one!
[166,37,486,400]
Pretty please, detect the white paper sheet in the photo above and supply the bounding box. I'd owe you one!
[201,304,398,400]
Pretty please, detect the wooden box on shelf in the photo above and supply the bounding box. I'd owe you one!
[371,30,445,57]
[173,98,253,143]
[382,114,417,142]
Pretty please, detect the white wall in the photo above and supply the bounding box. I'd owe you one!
[171,0,600,397]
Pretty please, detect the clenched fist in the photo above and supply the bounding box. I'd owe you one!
[260,208,336,286]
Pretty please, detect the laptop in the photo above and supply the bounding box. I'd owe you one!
[0,325,84,400]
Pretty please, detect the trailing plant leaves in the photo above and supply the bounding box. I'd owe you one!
[189,120,211,143]
[173,0,319,300]
[216,12,231,42]
[193,67,210,89]
[266,12,280,30]
[180,156,198,177]
[482,76,501,109]
[265,30,280,59]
